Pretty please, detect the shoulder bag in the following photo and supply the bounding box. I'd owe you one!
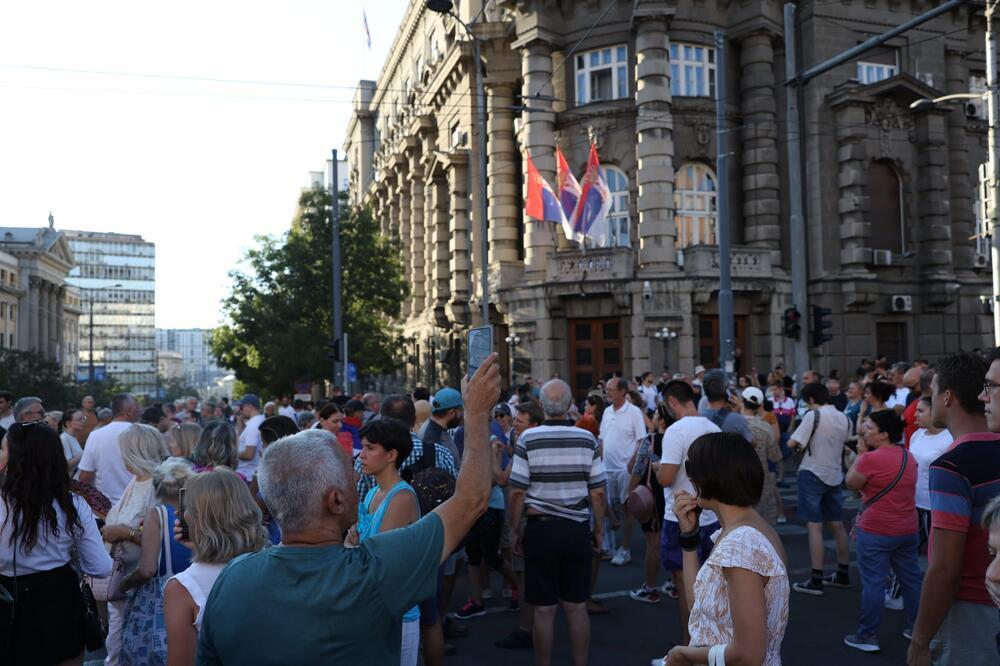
[794,408,821,461]
[626,438,658,527]
[850,448,908,540]
[87,540,133,602]
[70,528,109,651]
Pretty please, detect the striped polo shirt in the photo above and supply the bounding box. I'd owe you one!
[929,431,1000,605]
[509,421,607,522]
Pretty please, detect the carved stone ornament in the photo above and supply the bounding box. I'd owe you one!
[864,99,913,158]
[695,123,711,147]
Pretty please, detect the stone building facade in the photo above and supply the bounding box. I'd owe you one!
[344,0,991,396]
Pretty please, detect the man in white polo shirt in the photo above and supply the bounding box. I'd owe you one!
[236,393,265,480]
[78,393,140,505]
[599,376,648,566]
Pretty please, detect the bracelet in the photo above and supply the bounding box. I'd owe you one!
[129,528,138,541]
[678,528,701,552]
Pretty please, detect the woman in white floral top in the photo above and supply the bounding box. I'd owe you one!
[663,432,790,666]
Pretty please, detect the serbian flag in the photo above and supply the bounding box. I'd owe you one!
[524,153,565,226]
[568,144,612,246]
[556,147,581,240]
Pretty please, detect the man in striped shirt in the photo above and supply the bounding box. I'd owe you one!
[508,379,606,666]
[908,351,1000,666]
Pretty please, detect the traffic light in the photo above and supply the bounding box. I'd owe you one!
[810,306,833,348]
[327,338,342,362]
[782,307,801,340]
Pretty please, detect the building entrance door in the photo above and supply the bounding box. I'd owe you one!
[698,315,749,371]
[569,318,623,400]
[875,322,908,363]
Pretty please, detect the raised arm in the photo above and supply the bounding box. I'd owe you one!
[432,353,500,562]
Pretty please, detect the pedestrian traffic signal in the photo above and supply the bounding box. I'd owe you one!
[782,307,801,340]
[810,306,833,348]
[327,338,342,362]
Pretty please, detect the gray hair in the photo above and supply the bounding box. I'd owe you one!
[12,397,42,421]
[984,495,1000,532]
[96,408,112,421]
[153,457,195,502]
[362,393,380,409]
[540,379,572,418]
[257,429,350,535]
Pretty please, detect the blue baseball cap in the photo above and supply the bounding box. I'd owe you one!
[431,388,463,413]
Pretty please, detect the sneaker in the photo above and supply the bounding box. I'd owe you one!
[884,590,903,610]
[611,547,632,566]
[482,588,493,600]
[630,585,661,604]
[660,580,679,599]
[792,578,825,596]
[843,633,880,652]
[776,515,788,524]
[495,629,533,650]
[903,628,913,641]
[455,597,486,620]
[823,572,851,588]
[443,616,469,638]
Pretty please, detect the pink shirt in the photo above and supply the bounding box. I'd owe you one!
[855,445,918,537]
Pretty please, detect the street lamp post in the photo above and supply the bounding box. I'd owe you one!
[505,334,520,383]
[425,0,490,326]
[653,326,678,373]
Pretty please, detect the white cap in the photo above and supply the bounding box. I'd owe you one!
[694,365,706,376]
[741,387,764,406]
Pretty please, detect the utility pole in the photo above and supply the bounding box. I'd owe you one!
[715,31,734,374]
[987,0,1000,344]
[782,0,969,383]
[331,149,345,390]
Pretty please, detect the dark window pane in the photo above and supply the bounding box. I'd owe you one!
[699,319,714,338]
[576,373,593,390]
[575,323,592,341]
[603,347,620,365]
[576,348,592,365]
[869,161,903,252]
[602,322,619,340]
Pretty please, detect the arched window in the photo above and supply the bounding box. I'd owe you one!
[674,163,717,252]
[603,166,630,248]
[868,160,904,253]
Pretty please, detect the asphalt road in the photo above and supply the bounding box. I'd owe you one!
[442,477,919,666]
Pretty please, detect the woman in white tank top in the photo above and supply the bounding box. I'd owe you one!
[163,468,268,665]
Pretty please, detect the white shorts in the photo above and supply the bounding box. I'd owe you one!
[606,468,632,505]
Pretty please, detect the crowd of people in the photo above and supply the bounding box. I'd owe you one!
[0,347,998,665]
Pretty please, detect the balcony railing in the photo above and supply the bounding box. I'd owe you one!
[680,245,772,279]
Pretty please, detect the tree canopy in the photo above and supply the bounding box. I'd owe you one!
[211,188,407,396]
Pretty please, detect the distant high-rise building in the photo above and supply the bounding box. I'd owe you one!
[65,230,156,395]
[156,328,226,388]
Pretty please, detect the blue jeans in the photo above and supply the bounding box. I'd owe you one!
[855,528,923,638]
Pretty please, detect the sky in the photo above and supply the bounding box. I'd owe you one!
[0,0,410,329]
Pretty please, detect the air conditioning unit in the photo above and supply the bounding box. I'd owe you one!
[451,129,467,148]
[891,295,913,312]
[967,101,983,119]
[872,249,893,266]
[976,253,990,268]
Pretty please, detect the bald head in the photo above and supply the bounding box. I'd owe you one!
[903,367,923,394]
[540,379,572,418]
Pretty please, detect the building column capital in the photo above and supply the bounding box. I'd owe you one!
[631,0,675,29]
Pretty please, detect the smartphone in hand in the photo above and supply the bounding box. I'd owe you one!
[178,486,190,542]
[467,326,493,378]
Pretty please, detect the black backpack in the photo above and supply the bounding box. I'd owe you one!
[401,442,456,516]
[707,407,731,430]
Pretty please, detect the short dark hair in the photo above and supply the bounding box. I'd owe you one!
[317,402,342,420]
[359,417,413,468]
[259,415,300,446]
[868,409,903,444]
[412,387,430,402]
[111,393,135,417]
[381,394,417,428]
[935,352,988,415]
[0,391,13,402]
[702,370,728,402]
[517,401,545,426]
[800,382,829,405]
[662,379,696,406]
[867,381,895,404]
[685,432,763,506]
[986,347,1000,366]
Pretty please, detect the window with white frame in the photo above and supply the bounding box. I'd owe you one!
[603,166,630,248]
[670,43,715,98]
[970,73,987,119]
[856,61,896,85]
[674,163,717,252]
[575,45,628,105]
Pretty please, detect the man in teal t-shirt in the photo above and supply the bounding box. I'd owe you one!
[197,354,502,666]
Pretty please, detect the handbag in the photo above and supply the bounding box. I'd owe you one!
[850,447,908,540]
[87,541,134,602]
[70,535,109,652]
[626,439,658,526]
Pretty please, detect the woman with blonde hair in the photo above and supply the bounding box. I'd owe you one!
[120,457,195,664]
[169,422,202,460]
[99,423,170,665]
[164,467,268,665]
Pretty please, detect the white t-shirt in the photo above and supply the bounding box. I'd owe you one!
[791,405,851,486]
[638,385,659,413]
[886,387,911,410]
[909,428,954,510]
[238,414,265,480]
[278,405,295,419]
[0,414,13,430]
[599,401,647,472]
[660,416,721,526]
[60,432,83,480]
[77,421,135,505]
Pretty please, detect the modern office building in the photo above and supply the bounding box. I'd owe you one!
[344,0,992,393]
[155,328,227,389]
[65,230,156,395]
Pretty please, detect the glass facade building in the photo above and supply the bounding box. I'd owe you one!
[155,328,226,389]
[65,230,156,396]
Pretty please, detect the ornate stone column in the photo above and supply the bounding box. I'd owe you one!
[946,49,975,274]
[447,154,472,326]
[408,151,426,317]
[519,40,556,276]
[27,277,39,352]
[739,31,782,267]
[429,173,452,322]
[634,6,678,274]
[830,99,871,274]
[39,281,50,357]
[487,82,520,268]
[395,165,413,319]
[913,106,955,284]
[56,286,65,364]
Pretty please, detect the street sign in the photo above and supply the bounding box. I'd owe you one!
[347,362,357,383]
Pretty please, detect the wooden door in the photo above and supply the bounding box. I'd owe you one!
[569,318,623,400]
[697,315,749,371]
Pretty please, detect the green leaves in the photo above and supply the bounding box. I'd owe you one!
[211,188,408,395]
